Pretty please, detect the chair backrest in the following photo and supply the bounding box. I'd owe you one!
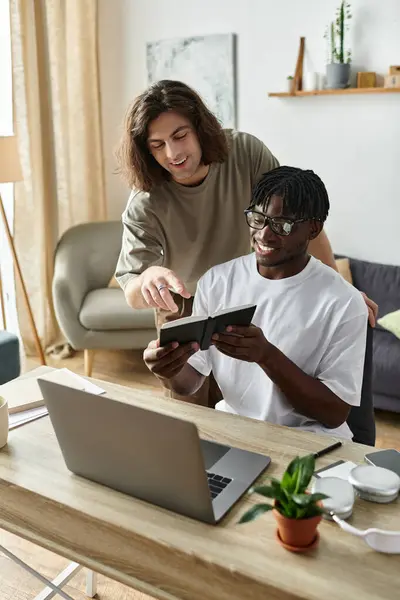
[54,221,123,290]
[346,325,376,446]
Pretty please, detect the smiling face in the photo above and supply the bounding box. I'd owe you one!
[249,194,322,278]
[147,111,209,186]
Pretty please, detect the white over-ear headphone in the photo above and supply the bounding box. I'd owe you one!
[313,466,400,554]
[330,511,400,553]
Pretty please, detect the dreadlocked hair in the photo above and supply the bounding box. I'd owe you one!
[250,166,330,223]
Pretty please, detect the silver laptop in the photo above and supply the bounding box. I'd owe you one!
[38,379,271,524]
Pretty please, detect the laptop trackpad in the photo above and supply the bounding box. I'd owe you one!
[200,439,230,470]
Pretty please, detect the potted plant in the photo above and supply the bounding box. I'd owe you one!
[239,454,328,552]
[286,75,294,93]
[325,1,352,89]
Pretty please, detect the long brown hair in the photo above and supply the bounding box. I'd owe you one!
[115,80,229,192]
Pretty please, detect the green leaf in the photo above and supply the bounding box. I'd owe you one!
[292,493,314,507]
[291,491,328,505]
[238,503,273,524]
[250,485,277,500]
[304,505,325,518]
[269,479,289,507]
[270,477,282,486]
[295,505,309,519]
[285,500,298,519]
[281,470,296,493]
[284,456,303,491]
[308,492,330,503]
[296,506,311,519]
[296,503,325,519]
[297,454,315,492]
[275,501,294,519]
[285,456,301,477]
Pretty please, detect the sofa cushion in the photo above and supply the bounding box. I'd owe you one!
[79,288,156,331]
[348,257,400,325]
[373,392,400,413]
[336,258,353,284]
[372,328,400,399]
[378,309,400,339]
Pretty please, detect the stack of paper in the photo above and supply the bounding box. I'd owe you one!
[0,368,106,430]
[9,406,49,430]
[1,377,44,415]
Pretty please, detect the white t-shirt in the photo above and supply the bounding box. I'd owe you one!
[188,253,368,439]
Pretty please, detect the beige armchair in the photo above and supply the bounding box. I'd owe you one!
[53,221,156,376]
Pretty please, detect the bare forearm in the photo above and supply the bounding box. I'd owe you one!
[160,363,205,396]
[308,230,338,271]
[259,345,349,428]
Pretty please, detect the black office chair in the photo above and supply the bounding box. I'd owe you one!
[346,326,376,446]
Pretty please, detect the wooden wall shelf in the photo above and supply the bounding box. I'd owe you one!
[269,87,400,97]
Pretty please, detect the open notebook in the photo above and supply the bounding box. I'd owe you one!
[159,304,257,350]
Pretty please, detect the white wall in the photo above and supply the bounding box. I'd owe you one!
[99,0,400,266]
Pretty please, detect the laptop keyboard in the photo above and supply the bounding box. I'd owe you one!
[207,472,232,500]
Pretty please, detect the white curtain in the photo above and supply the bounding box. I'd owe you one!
[10,0,107,354]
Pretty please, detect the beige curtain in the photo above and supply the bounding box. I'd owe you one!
[10,0,106,355]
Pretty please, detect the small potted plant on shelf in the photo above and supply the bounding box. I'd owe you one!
[286,75,294,93]
[239,454,328,552]
[325,1,352,89]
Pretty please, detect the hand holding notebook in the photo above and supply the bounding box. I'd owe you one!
[159,304,257,351]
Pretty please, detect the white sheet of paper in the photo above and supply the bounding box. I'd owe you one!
[317,461,358,481]
[39,368,106,395]
[9,406,49,429]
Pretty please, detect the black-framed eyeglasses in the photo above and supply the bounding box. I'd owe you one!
[244,209,311,236]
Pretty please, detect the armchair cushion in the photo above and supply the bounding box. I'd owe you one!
[79,289,155,331]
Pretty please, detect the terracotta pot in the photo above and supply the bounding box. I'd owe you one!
[273,508,322,551]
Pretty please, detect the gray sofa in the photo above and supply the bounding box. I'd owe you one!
[344,256,400,412]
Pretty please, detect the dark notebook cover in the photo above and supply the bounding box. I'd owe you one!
[159,304,257,351]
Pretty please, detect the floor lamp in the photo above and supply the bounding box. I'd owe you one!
[0,136,46,365]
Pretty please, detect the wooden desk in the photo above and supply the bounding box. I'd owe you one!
[0,367,399,600]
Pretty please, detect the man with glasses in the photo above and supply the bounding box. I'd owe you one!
[144,167,368,438]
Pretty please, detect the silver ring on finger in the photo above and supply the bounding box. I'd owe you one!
[157,284,167,292]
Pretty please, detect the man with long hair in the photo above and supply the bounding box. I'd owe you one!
[143,167,368,439]
[115,80,376,407]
